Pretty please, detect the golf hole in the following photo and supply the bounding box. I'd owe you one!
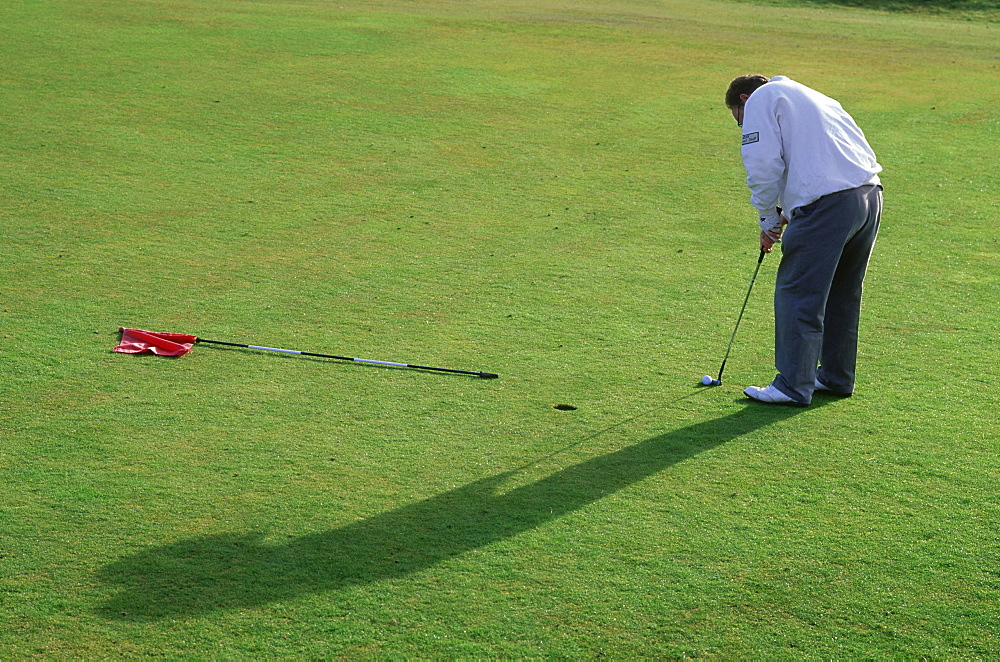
[553,404,577,411]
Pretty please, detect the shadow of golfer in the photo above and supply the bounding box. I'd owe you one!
[96,402,809,621]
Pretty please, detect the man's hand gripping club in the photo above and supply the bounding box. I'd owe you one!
[759,209,788,253]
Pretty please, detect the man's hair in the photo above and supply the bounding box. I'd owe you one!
[726,74,770,109]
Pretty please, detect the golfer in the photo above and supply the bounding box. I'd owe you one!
[726,74,883,405]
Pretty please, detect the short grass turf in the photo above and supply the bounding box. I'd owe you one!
[2,0,998,657]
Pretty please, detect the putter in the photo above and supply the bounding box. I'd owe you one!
[197,338,498,379]
[710,248,766,385]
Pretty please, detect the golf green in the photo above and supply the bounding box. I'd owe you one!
[2,0,997,657]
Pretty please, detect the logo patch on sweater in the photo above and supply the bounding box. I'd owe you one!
[742,132,759,145]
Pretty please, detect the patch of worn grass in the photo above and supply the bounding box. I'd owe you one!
[738,0,999,20]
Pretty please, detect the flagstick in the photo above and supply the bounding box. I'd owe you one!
[196,338,498,379]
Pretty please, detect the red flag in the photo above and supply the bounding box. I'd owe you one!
[114,327,197,357]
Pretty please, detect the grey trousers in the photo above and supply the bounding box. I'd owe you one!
[772,184,882,403]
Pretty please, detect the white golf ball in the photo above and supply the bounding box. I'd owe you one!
[702,375,713,385]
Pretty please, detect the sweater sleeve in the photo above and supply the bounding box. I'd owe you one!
[740,91,785,217]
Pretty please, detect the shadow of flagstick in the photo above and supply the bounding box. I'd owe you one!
[97,402,809,621]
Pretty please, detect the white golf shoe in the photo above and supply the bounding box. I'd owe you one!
[743,384,807,407]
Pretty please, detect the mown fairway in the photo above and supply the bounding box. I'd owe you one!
[2,0,997,657]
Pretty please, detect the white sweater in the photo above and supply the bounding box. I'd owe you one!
[741,76,881,218]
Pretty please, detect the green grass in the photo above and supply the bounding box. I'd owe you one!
[2,0,998,657]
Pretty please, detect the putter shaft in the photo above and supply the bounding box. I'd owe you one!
[717,249,766,383]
